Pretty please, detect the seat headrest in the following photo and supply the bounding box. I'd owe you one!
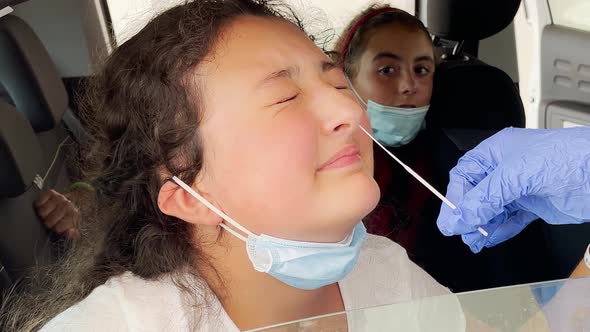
[427,0,521,41]
[427,58,525,130]
[0,100,43,197]
[0,14,68,132]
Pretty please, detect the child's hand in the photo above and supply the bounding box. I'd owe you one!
[34,190,81,240]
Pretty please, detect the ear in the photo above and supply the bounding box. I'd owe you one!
[158,180,222,226]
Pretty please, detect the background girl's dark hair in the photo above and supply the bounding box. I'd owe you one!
[331,4,432,79]
[0,1,306,331]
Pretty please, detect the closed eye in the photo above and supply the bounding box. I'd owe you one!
[276,94,298,104]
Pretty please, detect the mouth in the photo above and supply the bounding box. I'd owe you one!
[397,104,417,108]
[318,145,361,171]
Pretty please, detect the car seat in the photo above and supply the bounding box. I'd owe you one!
[0,100,54,283]
[423,0,559,289]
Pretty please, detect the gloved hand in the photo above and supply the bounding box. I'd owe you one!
[436,126,590,253]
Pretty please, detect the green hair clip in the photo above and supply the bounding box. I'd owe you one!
[68,181,95,192]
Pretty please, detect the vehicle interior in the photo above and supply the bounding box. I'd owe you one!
[1,0,589,314]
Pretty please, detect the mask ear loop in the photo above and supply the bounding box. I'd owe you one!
[346,80,488,237]
[172,176,252,242]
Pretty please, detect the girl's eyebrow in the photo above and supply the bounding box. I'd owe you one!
[415,55,434,63]
[373,51,401,62]
[372,52,434,64]
[258,66,298,87]
[256,61,339,88]
[322,61,338,72]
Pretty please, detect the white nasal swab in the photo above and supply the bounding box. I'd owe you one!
[359,126,488,237]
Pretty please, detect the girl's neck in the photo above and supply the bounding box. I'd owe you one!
[199,230,345,330]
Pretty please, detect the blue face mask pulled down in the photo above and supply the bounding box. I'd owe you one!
[348,78,429,147]
[172,176,366,290]
[367,100,429,147]
[246,222,366,290]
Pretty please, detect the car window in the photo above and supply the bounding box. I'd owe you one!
[548,0,590,32]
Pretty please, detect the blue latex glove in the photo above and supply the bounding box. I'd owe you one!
[437,127,590,253]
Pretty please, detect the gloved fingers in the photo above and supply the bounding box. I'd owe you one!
[453,164,530,228]
[438,154,497,236]
[483,210,538,248]
[516,194,588,225]
[438,164,515,236]
[445,153,496,204]
[437,205,484,236]
[461,213,505,253]
[461,210,538,253]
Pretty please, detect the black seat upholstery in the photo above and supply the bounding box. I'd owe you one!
[1,260,12,297]
[426,0,525,131]
[0,3,84,284]
[0,100,53,283]
[427,0,521,42]
[426,0,526,177]
[423,0,560,288]
[0,8,90,184]
[428,0,587,282]
[428,57,525,130]
[0,14,68,133]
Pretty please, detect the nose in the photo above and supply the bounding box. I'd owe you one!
[398,71,418,96]
[316,84,363,136]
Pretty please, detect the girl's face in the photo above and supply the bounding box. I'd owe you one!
[196,16,379,242]
[352,24,434,108]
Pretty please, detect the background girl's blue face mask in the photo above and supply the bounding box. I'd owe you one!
[366,100,429,147]
[346,77,429,147]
